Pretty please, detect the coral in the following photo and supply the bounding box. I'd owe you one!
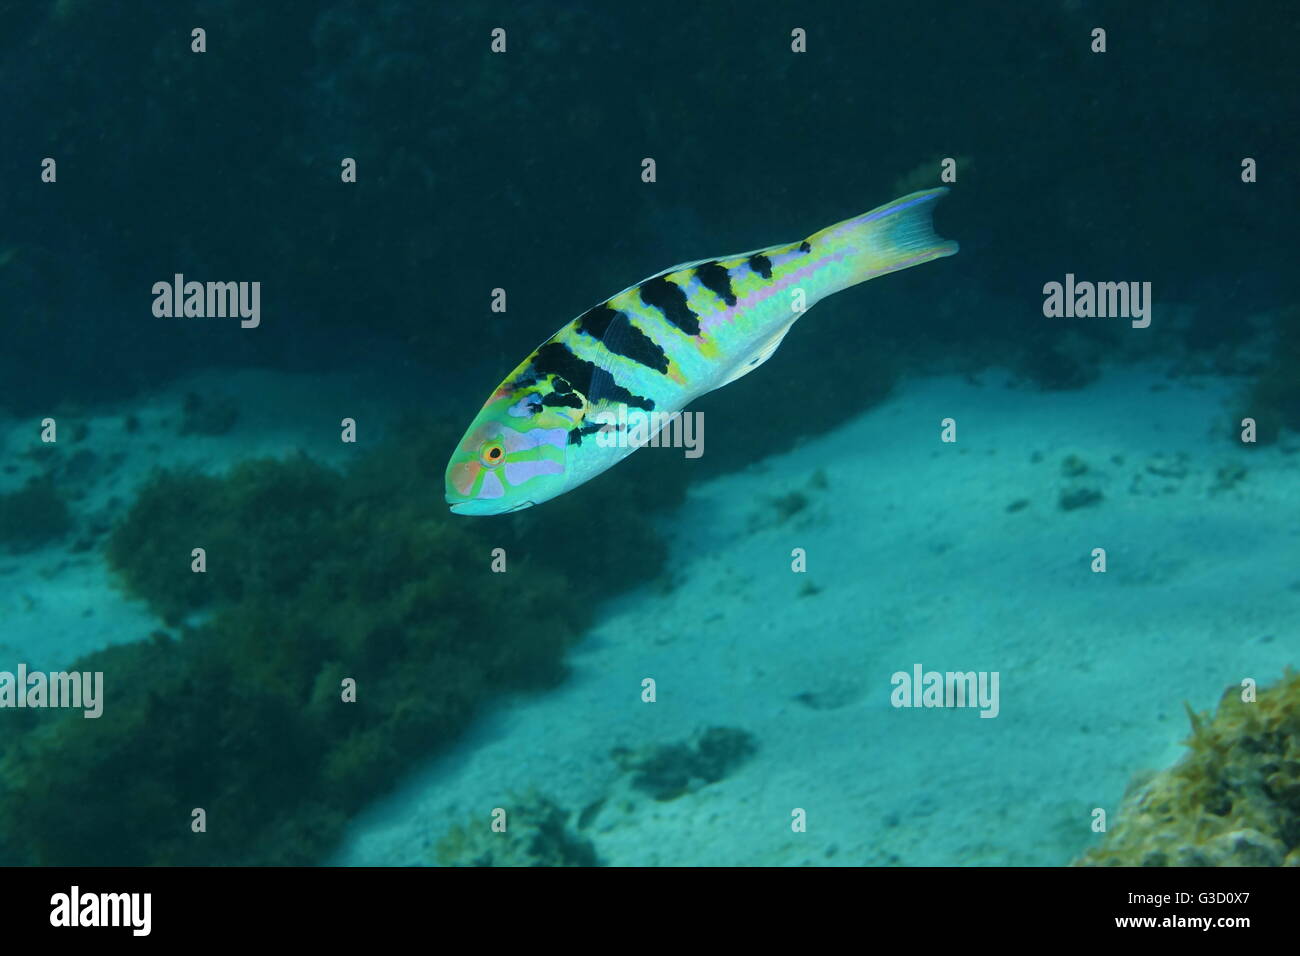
[611,727,758,801]
[0,417,676,865]
[434,793,599,867]
[1076,671,1300,866]
[0,476,72,552]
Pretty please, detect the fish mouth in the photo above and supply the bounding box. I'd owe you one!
[448,498,536,516]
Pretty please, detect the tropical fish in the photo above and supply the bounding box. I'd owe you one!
[446,187,958,515]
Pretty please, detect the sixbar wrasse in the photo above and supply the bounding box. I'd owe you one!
[446,187,958,515]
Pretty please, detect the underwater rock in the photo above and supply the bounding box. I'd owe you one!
[1058,486,1103,511]
[1076,671,1300,867]
[1059,454,1089,477]
[433,793,599,867]
[1056,453,1106,511]
[612,726,758,801]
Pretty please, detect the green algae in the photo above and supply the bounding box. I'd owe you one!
[0,417,679,865]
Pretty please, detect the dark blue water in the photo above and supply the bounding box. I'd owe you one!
[0,1,1296,871]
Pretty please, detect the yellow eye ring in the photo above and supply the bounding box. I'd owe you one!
[480,441,505,467]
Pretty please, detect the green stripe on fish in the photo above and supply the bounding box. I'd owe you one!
[446,187,958,515]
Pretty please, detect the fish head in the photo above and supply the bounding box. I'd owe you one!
[444,377,579,516]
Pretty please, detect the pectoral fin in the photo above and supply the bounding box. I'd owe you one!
[716,321,796,387]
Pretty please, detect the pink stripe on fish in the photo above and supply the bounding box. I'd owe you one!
[505,459,564,486]
[504,426,568,452]
[700,248,851,333]
[478,470,505,499]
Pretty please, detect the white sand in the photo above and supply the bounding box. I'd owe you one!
[333,363,1299,866]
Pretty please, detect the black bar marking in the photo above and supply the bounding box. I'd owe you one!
[569,421,606,446]
[577,304,670,374]
[694,261,737,307]
[638,276,701,336]
[524,341,655,412]
[747,253,773,280]
[542,391,583,409]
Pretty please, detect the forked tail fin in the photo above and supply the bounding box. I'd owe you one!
[809,187,958,288]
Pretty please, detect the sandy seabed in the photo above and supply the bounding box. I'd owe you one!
[2,362,1295,866]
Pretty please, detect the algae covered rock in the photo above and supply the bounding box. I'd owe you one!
[434,793,599,867]
[1076,671,1300,866]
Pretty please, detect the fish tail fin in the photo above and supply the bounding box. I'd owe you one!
[809,187,958,288]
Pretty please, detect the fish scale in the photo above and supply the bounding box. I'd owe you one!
[446,187,958,515]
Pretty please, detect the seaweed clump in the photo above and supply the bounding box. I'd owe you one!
[103,456,342,623]
[0,417,677,866]
[1076,671,1300,866]
[434,793,599,867]
[0,477,72,552]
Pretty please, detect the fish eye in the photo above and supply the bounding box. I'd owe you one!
[480,441,505,467]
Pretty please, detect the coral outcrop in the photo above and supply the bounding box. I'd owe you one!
[1076,671,1300,866]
